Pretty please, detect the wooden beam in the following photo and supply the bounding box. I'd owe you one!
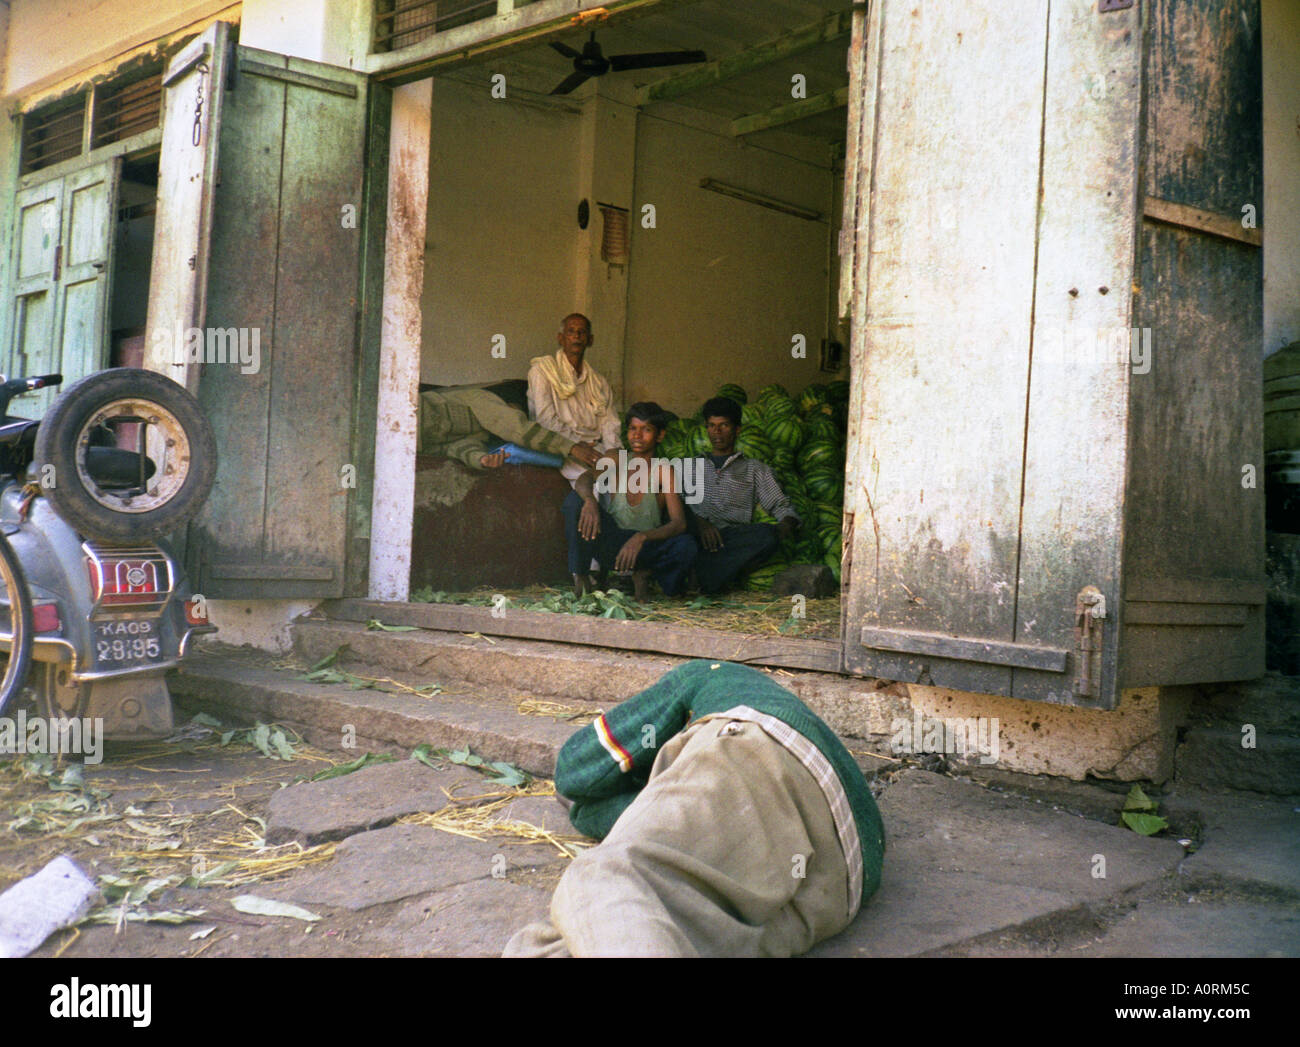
[731,85,849,136]
[635,9,852,107]
[365,0,700,85]
[1143,195,1262,247]
[324,598,846,674]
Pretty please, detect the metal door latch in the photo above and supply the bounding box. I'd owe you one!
[1074,586,1107,698]
[1099,0,1135,12]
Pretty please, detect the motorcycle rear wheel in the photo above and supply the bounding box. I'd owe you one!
[34,368,218,542]
[0,530,34,717]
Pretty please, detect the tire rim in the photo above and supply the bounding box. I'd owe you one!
[74,398,192,514]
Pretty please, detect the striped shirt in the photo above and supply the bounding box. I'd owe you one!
[696,453,799,528]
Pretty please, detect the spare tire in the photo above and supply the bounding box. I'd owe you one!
[34,368,218,542]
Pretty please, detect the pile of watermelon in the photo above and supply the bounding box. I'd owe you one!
[657,380,851,591]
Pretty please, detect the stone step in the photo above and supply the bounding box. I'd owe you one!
[289,615,911,746]
[170,649,578,777]
[1173,727,1300,795]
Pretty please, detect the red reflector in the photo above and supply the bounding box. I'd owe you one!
[32,603,60,633]
[184,599,209,626]
[87,556,164,606]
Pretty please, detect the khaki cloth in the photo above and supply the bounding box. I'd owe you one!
[418,386,575,470]
[503,716,853,957]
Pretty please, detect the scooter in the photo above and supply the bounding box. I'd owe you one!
[0,368,218,740]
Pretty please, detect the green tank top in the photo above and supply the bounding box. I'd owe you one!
[607,489,661,532]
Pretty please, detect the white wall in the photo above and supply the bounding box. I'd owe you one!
[241,0,370,69]
[421,77,585,385]
[2,0,236,99]
[1262,0,1300,356]
[623,115,837,417]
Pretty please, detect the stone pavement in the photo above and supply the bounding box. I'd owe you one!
[228,757,1300,957]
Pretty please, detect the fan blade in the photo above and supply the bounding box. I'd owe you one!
[549,40,582,59]
[551,70,593,95]
[608,50,707,72]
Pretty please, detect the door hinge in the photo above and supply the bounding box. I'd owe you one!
[52,244,62,281]
[1098,0,1135,12]
[1073,586,1107,698]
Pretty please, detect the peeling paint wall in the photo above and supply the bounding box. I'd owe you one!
[421,76,584,387]
[370,78,433,601]
[1262,0,1300,355]
[624,115,836,416]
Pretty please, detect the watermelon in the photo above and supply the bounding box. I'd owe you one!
[765,414,804,451]
[735,427,773,462]
[740,402,764,428]
[826,379,851,404]
[805,467,843,501]
[755,384,790,408]
[715,383,748,405]
[690,423,712,456]
[803,413,840,445]
[777,472,805,500]
[798,384,830,414]
[799,440,840,472]
[763,395,798,423]
[753,504,777,525]
[745,560,788,592]
[816,503,842,531]
[770,445,796,471]
[823,550,842,583]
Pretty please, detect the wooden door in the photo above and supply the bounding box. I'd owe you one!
[7,160,118,416]
[186,46,375,599]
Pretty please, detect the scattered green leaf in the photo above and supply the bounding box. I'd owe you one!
[365,619,418,632]
[232,895,321,922]
[307,753,396,782]
[1121,811,1169,836]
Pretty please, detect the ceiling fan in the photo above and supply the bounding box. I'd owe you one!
[548,32,706,95]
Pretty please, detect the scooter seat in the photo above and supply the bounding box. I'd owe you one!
[85,446,158,487]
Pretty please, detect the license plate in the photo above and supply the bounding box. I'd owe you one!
[93,619,166,668]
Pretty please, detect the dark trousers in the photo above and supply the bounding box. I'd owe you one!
[563,491,698,597]
[694,522,781,594]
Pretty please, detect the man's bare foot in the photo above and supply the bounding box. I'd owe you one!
[632,569,652,602]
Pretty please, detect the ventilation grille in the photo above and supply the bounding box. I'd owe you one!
[20,100,85,175]
[373,0,506,52]
[93,69,164,148]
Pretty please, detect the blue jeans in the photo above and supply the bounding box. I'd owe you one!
[563,491,698,597]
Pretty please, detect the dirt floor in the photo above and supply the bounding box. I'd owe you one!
[412,584,843,641]
[0,727,571,958]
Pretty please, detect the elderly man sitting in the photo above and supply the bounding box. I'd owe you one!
[528,313,623,484]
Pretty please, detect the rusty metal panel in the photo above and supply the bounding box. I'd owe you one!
[1011,0,1144,708]
[190,47,370,599]
[841,0,1050,694]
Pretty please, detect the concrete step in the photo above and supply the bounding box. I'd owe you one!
[170,649,578,777]
[1174,727,1300,796]
[289,615,912,746]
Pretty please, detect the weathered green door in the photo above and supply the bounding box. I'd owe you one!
[7,160,118,414]
[185,46,376,599]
